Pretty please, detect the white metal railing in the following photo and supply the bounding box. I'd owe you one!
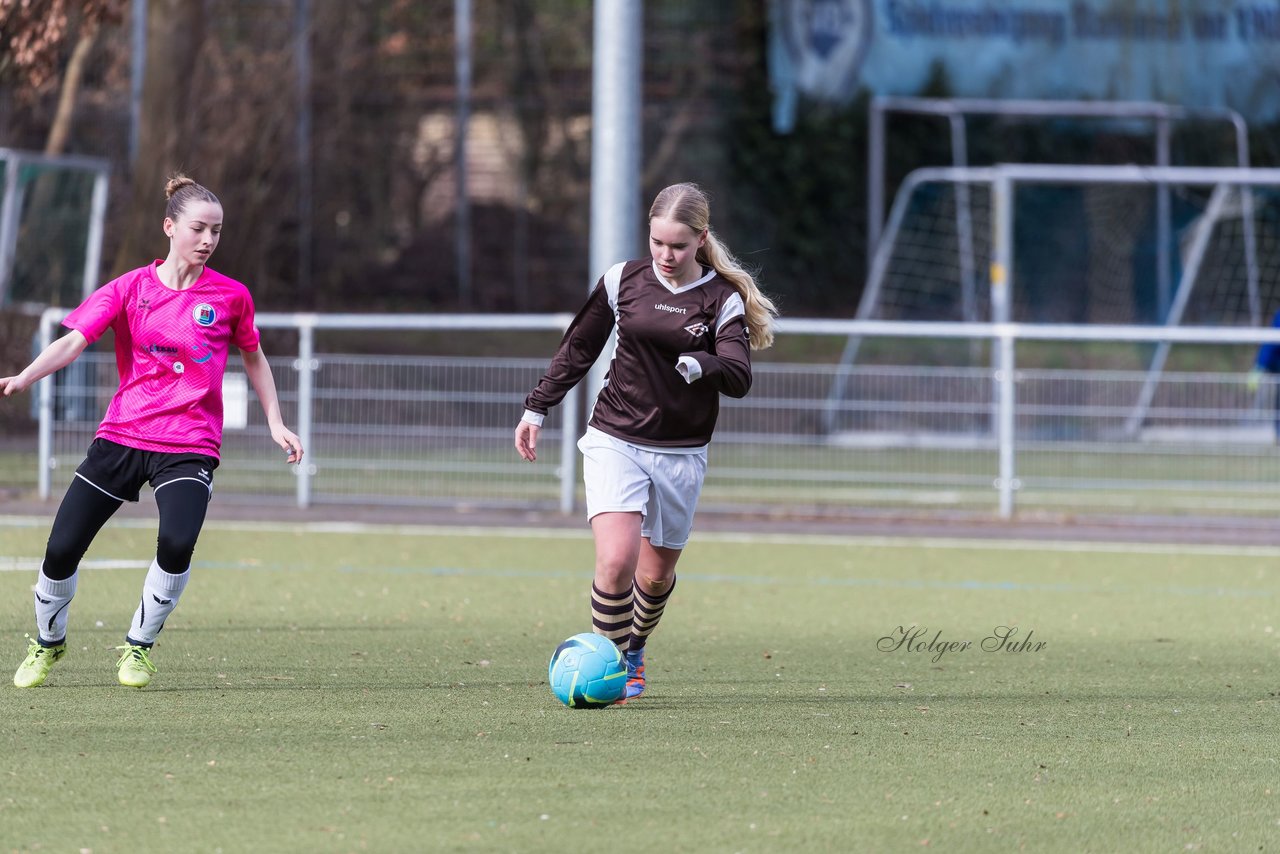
[31,309,1280,519]
[35,310,579,510]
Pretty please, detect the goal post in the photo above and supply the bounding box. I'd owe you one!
[866,96,1254,320]
[828,163,1280,435]
[0,149,110,312]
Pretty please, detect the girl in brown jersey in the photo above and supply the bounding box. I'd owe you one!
[515,182,777,702]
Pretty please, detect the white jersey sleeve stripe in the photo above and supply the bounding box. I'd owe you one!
[603,262,626,312]
[715,291,746,333]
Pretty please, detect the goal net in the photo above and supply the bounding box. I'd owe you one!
[857,167,1280,329]
[831,165,1280,437]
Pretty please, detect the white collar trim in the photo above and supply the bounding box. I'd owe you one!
[652,261,715,293]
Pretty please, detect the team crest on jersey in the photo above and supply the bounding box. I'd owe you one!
[684,321,710,338]
[193,304,216,327]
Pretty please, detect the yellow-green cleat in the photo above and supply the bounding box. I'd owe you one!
[14,635,66,688]
[115,644,157,688]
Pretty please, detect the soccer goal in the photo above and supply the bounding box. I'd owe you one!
[866,97,1253,308]
[826,163,1280,436]
[0,148,110,312]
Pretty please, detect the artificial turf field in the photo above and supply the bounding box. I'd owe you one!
[1,514,1278,853]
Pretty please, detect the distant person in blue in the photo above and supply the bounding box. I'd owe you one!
[1247,309,1280,441]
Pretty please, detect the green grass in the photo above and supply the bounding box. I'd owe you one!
[1,518,1279,852]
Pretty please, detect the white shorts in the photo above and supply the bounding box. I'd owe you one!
[577,428,708,550]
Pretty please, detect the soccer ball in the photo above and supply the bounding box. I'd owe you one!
[548,632,626,708]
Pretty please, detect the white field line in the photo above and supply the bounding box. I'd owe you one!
[0,557,149,572]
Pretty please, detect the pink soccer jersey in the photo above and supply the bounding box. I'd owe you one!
[62,261,262,459]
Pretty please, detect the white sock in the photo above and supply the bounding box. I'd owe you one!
[34,568,77,645]
[127,559,190,646]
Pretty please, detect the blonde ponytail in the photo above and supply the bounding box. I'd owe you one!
[649,182,778,350]
[698,230,777,350]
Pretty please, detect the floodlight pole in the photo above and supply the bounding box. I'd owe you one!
[295,0,312,300]
[129,0,146,164]
[455,0,472,308]
[586,0,642,407]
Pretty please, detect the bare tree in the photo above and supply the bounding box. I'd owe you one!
[109,0,206,277]
[0,0,124,154]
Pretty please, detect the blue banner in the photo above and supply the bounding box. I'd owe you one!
[771,0,1280,127]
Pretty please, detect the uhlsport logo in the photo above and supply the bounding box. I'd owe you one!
[655,303,688,315]
[193,303,216,327]
[782,0,873,102]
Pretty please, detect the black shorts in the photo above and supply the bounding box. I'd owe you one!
[74,438,219,503]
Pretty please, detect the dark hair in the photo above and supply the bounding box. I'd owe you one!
[164,173,220,222]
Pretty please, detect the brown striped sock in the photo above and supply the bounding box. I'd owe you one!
[628,575,676,651]
[591,583,633,651]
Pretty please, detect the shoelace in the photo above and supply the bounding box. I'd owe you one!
[114,645,157,674]
[22,634,56,660]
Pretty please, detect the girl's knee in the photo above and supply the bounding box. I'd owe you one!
[155,530,199,571]
[43,530,93,579]
[594,557,636,591]
[636,575,673,597]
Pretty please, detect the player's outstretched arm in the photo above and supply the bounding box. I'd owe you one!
[0,330,89,397]
[239,346,304,464]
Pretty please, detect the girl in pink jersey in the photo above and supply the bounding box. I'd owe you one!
[3,173,303,689]
[515,183,778,703]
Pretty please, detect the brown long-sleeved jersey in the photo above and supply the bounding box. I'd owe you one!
[524,259,753,449]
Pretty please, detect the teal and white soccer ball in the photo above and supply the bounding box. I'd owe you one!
[548,632,626,708]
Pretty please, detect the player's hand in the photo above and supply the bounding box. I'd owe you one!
[1247,367,1264,393]
[515,421,539,462]
[0,375,29,397]
[274,427,304,464]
